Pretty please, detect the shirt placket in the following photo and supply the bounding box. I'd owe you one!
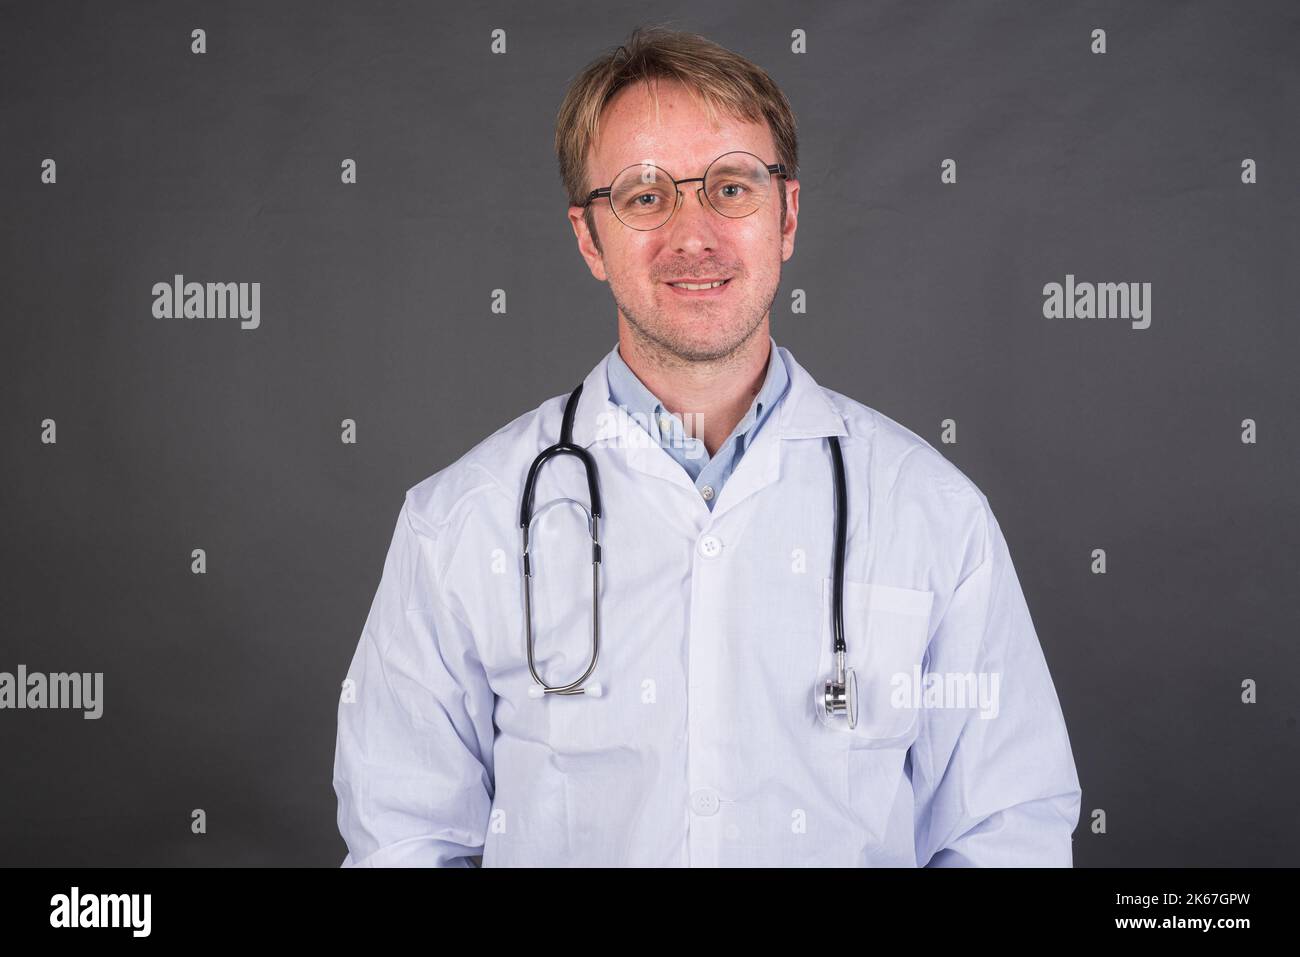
[656,407,708,499]
[656,405,755,511]
[685,506,732,866]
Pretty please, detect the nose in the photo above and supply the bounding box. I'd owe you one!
[666,186,719,249]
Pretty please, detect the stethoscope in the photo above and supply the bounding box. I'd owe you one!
[519,381,858,729]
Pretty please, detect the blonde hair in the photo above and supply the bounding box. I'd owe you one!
[554,25,799,251]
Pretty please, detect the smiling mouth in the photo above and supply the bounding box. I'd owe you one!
[665,278,732,291]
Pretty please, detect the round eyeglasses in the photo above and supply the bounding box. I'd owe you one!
[581,150,789,231]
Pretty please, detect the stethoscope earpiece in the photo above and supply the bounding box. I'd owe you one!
[528,681,602,699]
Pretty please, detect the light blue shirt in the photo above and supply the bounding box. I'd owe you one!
[605,335,790,510]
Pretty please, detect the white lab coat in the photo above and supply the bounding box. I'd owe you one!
[332,341,1082,866]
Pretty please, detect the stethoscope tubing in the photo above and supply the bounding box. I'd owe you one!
[520,380,849,713]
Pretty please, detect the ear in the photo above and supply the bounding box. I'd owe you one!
[568,205,608,281]
[779,178,799,263]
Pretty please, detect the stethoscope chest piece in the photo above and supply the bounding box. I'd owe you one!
[822,657,858,730]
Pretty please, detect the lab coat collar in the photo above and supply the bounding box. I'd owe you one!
[566,337,848,519]
[569,336,846,448]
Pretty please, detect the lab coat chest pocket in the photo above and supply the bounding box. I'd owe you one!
[817,578,934,748]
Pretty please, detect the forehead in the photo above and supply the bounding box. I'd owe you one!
[589,78,775,180]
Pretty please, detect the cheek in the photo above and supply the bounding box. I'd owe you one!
[741,221,783,260]
[612,244,655,282]
[742,238,782,277]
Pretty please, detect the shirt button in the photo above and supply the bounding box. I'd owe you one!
[697,534,722,559]
[658,413,674,435]
[700,485,714,501]
[690,788,720,816]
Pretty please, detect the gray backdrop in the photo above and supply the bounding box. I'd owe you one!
[2,0,1297,867]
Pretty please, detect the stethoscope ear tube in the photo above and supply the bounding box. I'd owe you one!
[521,383,604,696]
[519,383,602,532]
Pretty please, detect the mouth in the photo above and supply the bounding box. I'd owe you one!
[663,277,733,297]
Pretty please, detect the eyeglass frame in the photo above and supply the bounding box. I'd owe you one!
[579,150,790,230]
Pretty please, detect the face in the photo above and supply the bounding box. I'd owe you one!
[567,79,800,363]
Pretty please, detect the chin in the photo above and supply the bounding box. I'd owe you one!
[661,322,753,360]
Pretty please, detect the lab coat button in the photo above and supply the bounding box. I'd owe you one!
[697,535,722,558]
[690,788,720,816]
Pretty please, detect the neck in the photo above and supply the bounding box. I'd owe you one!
[615,319,772,457]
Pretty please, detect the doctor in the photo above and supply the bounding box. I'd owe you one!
[332,27,1082,867]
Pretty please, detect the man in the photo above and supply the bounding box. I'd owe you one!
[332,27,1082,867]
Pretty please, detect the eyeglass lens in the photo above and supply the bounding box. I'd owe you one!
[607,151,773,230]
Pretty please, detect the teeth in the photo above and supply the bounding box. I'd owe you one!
[670,280,727,290]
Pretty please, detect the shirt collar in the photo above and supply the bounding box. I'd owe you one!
[567,338,846,450]
[605,334,790,443]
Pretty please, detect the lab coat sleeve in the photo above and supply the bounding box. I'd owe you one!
[332,495,496,867]
[911,499,1082,867]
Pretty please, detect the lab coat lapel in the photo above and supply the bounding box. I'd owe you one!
[707,345,847,521]
[707,421,780,519]
[567,343,849,511]
[569,348,703,494]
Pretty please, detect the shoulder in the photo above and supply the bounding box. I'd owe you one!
[821,385,994,571]
[827,386,987,505]
[400,390,570,540]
